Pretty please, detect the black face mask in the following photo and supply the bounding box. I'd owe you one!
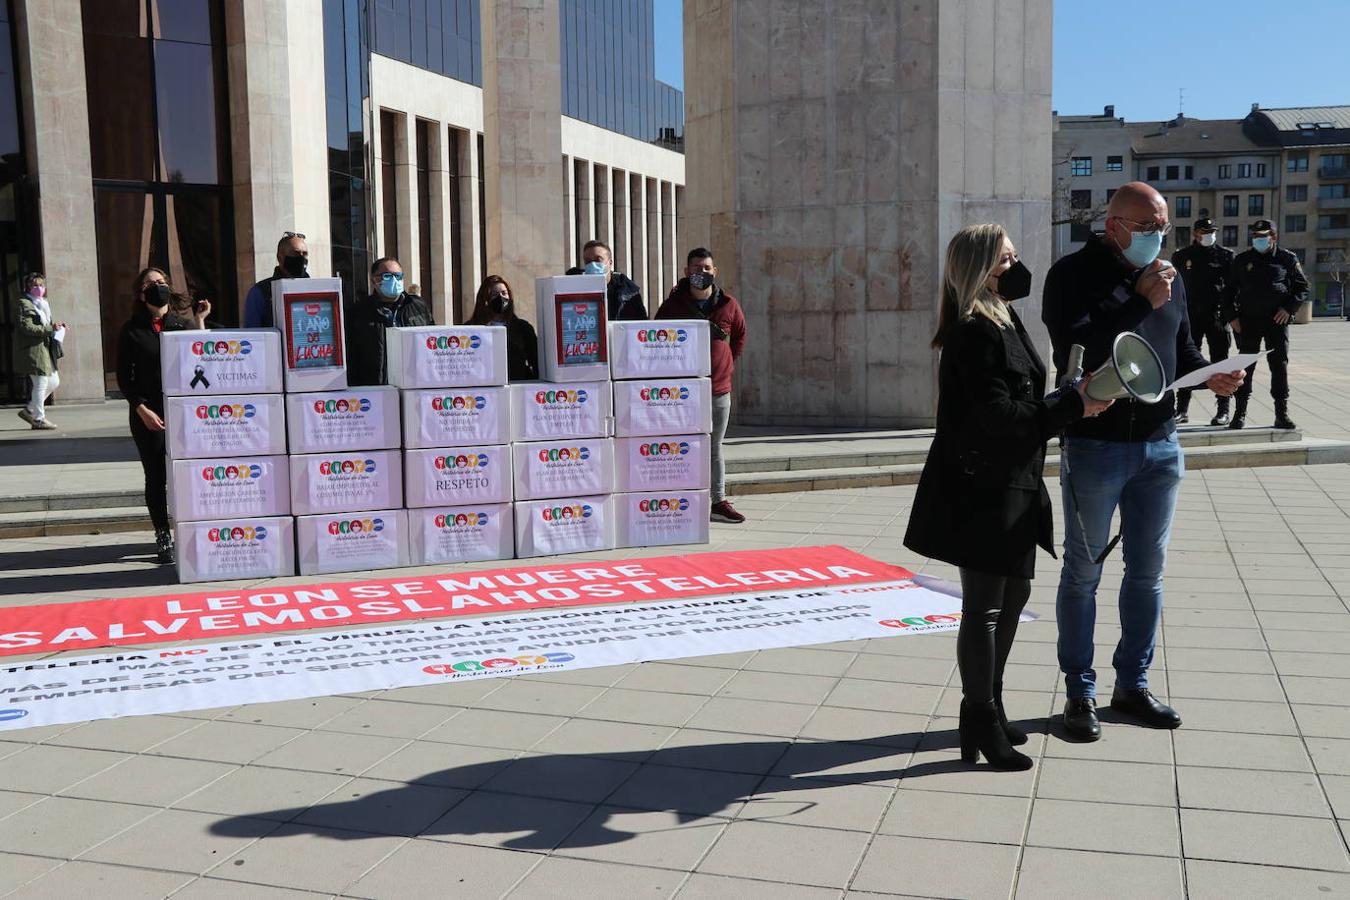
[688,270,714,291]
[490,295,511,314]
[996,260,1032,301]
[281,254,308,278]
[143,282,172,309]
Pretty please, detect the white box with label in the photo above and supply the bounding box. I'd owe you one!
[510,381,612,441]
[289,449,403,516]
[401,386,511,448]
[168,455,290,523]
[512,437,614,501]
[609,319,711,380]
[407,503,515,565]
[296,509,409,576]
[164,394,286,459]
[272,277,349,392]
[385,325,508,388]
[614,434,711,493]
[615,490,711,549]
[403,445,513,508]
[534,274,610,382]
[175,516,295,584]
[513,494,615,558]
[160,329,283,397]
[612,377,714,437]
[286,385,400,454]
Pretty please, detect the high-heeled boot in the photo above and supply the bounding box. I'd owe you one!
[992,682,1027,746]
[959,700,1032,770]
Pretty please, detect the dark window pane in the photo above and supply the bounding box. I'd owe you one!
[415,118,433,305]
[380,110,399,258]
[153,0,213,44]
[153,40,222,184]
[83,32,156,180]
[82,0,145,38]
[0,19,21,160]
[166,188,235,324]
[93,189,157,373]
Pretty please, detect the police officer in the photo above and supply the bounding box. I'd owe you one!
[1172,217,1236,425]
[1228,219,1309,429]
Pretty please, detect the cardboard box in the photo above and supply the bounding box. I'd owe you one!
[160,330,283,397]
[401,386,511,448]
[534,274,611,382]
[286,385,400,454]
[407,503,515,565]
[609,319,711,380]
[289,449,403,516]
[403,445,513,508]
[512,437,614,501]
[615,490,711,549]
[612,377,714,437]
[164,394,286,459]
[272,277,348,392]
[169,455,290,523]
[510,381,612,441]
[513,494,615,558]
[296,509,408,576]
[385,325,508,388]
[175,516,295,584]
[614,434,711,493]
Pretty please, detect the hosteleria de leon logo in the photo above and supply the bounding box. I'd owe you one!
[192,338,252,359]
[425,334,482,350]
[434,453,490,470]
[313,397,372,414]
[541,503,593,521]
[537,446,591,463]
[639,385,690,402]
[639,441,690,457]
[200,462,262,482]
[318,458,377,476]
[327,517,385,536]
[195,403,256,420]
[534,388,588,406]
[424,652,575,677]
[430,395,487,411]
[638,497,690,513]
[635,328,688,344]
[207,523,268,542]
[435,511,490,529]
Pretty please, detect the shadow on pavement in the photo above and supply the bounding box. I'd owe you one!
[0,541,173,596]
[0,436,137,466]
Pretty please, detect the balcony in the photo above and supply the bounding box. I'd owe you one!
[1318,196,1350,210]
[1319,166,1350,179]
[1318,227,1350,240]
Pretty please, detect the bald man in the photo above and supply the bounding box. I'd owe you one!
[1042,182,1244,741]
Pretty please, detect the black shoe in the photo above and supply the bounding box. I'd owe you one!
[1210,397,1231,427]
[155,528,175,566]
[1062,697,1100,741]
[1174,411,1189,424]
[1228,399,1248,430]
[993,683,1027,746]
[1273,401,1296,430]
[1110,687,1181,729]
[959,700,1032,770]
[1174,393,1190,425]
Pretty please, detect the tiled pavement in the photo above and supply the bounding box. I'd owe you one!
[2,461,1350,897]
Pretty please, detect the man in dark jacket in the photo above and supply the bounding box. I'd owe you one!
[244,232,310,328]
[580,240,647,320]
[657,247,748,524]
[1042,182,1244,741]
[1171,217,1236,425]
[346,257,434,386]
[1227,218,1309,429]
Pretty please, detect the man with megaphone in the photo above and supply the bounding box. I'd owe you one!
[1042,182,1245,742]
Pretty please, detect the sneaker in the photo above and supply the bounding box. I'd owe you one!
[155,529,175,566]
[17,409,35,426]
[710,500,746,524]
[31,419,56,431]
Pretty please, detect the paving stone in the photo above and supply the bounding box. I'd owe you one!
[698,819,869,888]
[1015,847,1183,899]
[852,834,1018,897]
[344,838,539,899]
[1181,808,1350,871]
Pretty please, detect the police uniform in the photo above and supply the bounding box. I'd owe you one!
[1171,217,1235,424]
[1229,218,1309,429]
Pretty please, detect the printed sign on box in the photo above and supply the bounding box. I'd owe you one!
[612,378,714,437]
[385,326,507,388]
[514,494,615,558]
[534,275,610,382]
[616,490,711,548]
[402,386,511,449]
[175,516,295,584]
[290,449,403,516]
[609,320,711,380]
[510,381,612,441]
[164,394,286,459]
[404,446,513,508]
[513,438,614,501]
[296,509,408,576]
[615,434,711,492]
[169,455,290,523]
[286,386,400,454]
[274,278,347,392]
[160,330,282,397]
[407,503,515,565]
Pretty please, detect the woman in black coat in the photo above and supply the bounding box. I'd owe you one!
[468,275,538,381]
[904,224,1111,770]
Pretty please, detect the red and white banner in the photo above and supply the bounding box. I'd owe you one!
[0,547,912,657]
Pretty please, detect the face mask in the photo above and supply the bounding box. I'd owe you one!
[1252,237,1272,253]
[583,261,607,276]
[376,273,403,299]
[688,271,714,291]
[491,294,511,314]
[144,283,172,309]
[29,284,45,299]
[1117,223,1163,268]
[1199,233,1217,247]
[281,254,308,278]
[995,259,1032,301]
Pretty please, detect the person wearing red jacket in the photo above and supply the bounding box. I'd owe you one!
[656,247,748,523]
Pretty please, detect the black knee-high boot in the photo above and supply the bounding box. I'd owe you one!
[992,577,1032,746]
[957,570,1032,769]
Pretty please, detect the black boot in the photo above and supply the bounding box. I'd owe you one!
[1174,390,1190,424]
[959,700,1032,770]
[155,528,175,566]
[1210,396,1231,427]
[1228,397,1248,430]
[992,682,1027,746]
[1274,400,1296,430]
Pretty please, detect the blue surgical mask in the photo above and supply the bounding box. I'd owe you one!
[1252,237,1272,253]
[377,272,403,299]
[583,261,607,276]
[1119,226,1163,268]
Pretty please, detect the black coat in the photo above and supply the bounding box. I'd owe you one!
[346,293,434,386]
[115,309,204,416]
[607,272,648,321]
[501,317,540,381]
[1172,242,1236,325]
[1230,245,1310,320]
[904,310,1084,579]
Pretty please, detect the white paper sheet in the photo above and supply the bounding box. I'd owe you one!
[1166,350,1268,392]
[52,326,66,344]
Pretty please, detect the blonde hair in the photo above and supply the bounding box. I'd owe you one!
[932,223,1013,348]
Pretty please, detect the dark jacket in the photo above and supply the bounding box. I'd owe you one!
[346,292,434,386]
[1171,242,1236,324]
[115,309,201,416]
[607,272,648,321]
[1230,245,1309,320]
[243,269,289,328]
[1043,235,1208,442]
[904,310,1084,578]
[15,295,57,376]
[501,317,540,381]
[656,280,748,396]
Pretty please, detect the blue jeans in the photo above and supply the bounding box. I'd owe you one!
[1056,433,1184,699]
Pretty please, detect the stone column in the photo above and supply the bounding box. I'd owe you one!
[575,159,594,255]
[561,154,575,268]
[594,164,612,253]
[460,129,483,321]
[628,172,645,292]
[661,180,676,305]
[613,168,630,273]
[645,176,662,303]
[394,111,417,278]
[429,121,455,325]
[481,0,565,324]
[13,0,104,400]
[284,0,331,275]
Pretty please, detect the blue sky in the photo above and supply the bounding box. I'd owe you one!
[653,0,683,88]
[1054,0,1349,120]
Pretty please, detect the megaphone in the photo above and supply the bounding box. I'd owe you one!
[1077,332,1166,404]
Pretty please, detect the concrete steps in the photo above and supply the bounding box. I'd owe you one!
[0,506,153,539]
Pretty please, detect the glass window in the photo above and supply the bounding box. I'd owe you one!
[1256,163,1266,177]
[1184,165,1194,180]
[152,0,212,44]
[1175,226,1191,247]
[1322,153,1348,174]
[415,118,433,305]
[1106,155,1122,172]
[1070,157,1092,176]
[1218,164,1231,178]
[1238,163,1252,178]
[1319,183,1349,200]
[1318,214,1348,230]
[1287,184,1308,202]
[1288,153,1309,172]
[1222,225,1238,246]
[1223,195,1239,217]
[1146,165,1159,181]
[380,110,400,258]
[1285,215,1307,232]
[1175,196,1191,218]
[82,14,156,181]
[153,41,223,184]
[1248,194,1264,216]
[1166,165,1179,180]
